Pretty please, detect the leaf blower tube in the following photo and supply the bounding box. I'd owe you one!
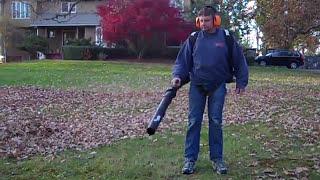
[146,78,189,135]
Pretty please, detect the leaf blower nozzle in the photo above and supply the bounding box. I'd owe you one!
[146,87,178,135]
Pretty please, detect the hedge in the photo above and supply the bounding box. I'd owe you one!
[62,46,135,60]
[62,45,255,65]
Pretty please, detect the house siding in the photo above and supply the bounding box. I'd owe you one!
[36,0,105,14]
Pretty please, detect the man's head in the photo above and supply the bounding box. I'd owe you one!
[196,6,218,32]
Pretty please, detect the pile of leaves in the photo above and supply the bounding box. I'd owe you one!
[0,85,319,159]
[0,86,158,158]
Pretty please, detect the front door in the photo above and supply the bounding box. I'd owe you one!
[62,30,76,45]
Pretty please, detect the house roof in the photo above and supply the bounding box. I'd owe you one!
[30,13,100,27]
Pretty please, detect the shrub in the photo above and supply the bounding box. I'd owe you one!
[162,46,180,59]
[19,35,48,57]
[246,56,255,66]
[62,46,135,60]
[244,48,257,66]
[66,38,92,46]
[62,46,86,60]
[100,48,135,59]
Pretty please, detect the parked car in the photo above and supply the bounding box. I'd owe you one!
[255,50,305,69]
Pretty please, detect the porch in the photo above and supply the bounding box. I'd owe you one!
[31,13,101,59]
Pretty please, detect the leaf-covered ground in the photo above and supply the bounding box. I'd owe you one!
[1,75,319,159]
[0,61,319,179]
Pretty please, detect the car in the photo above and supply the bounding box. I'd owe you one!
[255,50,305,69]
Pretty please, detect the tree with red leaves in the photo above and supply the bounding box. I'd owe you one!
[98,0,192,59]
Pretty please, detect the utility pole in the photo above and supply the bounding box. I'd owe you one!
[284,0,289,49]
[0,0,4,63]
[255,25,260,54]
[0,0,2,63]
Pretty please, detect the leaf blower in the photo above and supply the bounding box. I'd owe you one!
[146,78,189,135]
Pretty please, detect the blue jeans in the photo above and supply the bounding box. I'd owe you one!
[184,83,227,162]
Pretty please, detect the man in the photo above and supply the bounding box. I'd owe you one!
[172,6,248,175]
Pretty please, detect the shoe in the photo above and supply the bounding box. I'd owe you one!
[182,161,195,174]
[212,160,228,174]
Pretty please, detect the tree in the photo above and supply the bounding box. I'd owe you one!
[97,0,192,59]
[20,34,49,58]
[183,0,254,44]
[0,16,18,63]
[255,0,320,50]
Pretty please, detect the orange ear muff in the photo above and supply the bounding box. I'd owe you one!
[213,15,221,27]
[195,15,222,29]
[195,17,200,28]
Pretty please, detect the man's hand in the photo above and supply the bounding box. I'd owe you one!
[235,87,245,95]
[171,77,181,88]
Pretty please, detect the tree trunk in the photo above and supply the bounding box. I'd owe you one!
[137,47,145,60]
[3,40,6,63]
[1,36,6,63]
[125,39,139,58]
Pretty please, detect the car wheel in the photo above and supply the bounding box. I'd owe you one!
[288,62,298,69]
[259,60,266,66]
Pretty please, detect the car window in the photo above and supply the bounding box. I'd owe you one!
[279,51,289,56]
[293,51,300,56]
[269,50,301,57]
[272,52,281,57]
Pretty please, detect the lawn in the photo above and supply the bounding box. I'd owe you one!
[0,60,319,179]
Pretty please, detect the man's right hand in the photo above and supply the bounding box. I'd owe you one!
[171,77,181,88]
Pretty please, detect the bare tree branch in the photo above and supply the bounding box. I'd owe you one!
[300,23,320,35]
[17,0,83,23]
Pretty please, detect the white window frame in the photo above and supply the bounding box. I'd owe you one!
[95,26,103,45]
[169,0,184,10]
[61,2,76,14]
[11,1,31,19]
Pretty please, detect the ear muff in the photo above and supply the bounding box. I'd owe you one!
[195,15,221,29]
[213,15,221,27]
[195,17,200,28]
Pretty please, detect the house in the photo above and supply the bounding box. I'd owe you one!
[1,0,107,61]
[31,0,107,59]
[1,0,191,61]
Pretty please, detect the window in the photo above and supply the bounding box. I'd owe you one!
[293,51,300,57]
[272,52,281,57]
[170,0,184,10]
[47,30,56,38]
[11,1,31,19]
[279,51,289,56]
[287,51,293,56]
[61,2,76,13]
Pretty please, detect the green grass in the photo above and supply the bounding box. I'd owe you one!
[0,60,172,92]
[1,60,319,92]
[1,61,319,93]
[1,60,319,179]
[1,122,318,179]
